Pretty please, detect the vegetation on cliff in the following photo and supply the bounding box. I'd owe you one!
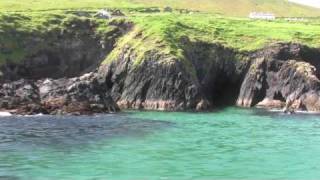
[1,1,320,113]
[0,12,120,65]
[2,0,320,17]
[1,10,320,67]
[1,0,320,66]
[107,13,320,64]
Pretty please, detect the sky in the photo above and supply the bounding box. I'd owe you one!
[289,0,320,8]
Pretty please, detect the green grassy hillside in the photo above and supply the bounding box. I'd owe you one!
[1,1,320,66]
[1,0,320,17]
[1,12,320,65]
[133,0,320,17]
[103,13,320,65]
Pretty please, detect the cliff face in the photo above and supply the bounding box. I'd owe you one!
[0,16,131,114]
[1,16,320,114]
[181,39,249,107]
[97,40,320,112]
[98,48,206,111]
[237,43,320,112]
[0,17,132,81]
[97,37,249,111]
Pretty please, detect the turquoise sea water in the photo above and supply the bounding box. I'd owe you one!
[1,107,320,180]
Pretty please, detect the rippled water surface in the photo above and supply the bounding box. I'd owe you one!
[1,107,320,180]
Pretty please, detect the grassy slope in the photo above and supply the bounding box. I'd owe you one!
[103,13,320,64]
[1,0,320,17]
[1,1,320,65]
[132,14,320,51]
[132,0,320,17]
[0,12,117,64]
[0,0,139,12]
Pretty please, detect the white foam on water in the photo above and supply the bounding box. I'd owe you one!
[0,112,12,117]
[266,108,320,115]
[23,113,45,117]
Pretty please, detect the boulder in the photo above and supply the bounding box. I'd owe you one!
[300,91,320,112]
[164,7,173,12]
[39,72,119,115]
[256,98,285,109]
[0,79,45,115]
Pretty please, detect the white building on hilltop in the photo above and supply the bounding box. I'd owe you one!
[249,12,276,20]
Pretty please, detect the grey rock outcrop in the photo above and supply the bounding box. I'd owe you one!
[98,38,249,111]
[237,43,320,112]
[98,51,204,111]
[0,18,132,81]
[0,73,119,115]
[0,79,45,114]
[39,72,119,115]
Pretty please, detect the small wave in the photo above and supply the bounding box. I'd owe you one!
[24,113,44,117]
[267,109,283,112]
[266,108,320,115]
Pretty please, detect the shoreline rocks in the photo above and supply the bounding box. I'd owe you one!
[237,43,320,113]
[0,73,119,115]
[1,41,320,115]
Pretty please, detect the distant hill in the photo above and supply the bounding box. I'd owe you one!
[1,0,320,17]
[132,0,320,17]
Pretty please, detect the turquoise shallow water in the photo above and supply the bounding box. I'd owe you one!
[1,107,320,180]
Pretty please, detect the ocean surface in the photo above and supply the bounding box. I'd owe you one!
[0,107,320,180]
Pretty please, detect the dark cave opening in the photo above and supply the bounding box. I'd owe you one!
[200,73,243,108]
[273,91,286,102]
[210,80,242,107]
[251,85,267,107]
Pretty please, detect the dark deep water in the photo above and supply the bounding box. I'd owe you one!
[1,107,320,180]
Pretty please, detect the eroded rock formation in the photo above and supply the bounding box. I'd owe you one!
[1,23,320,115]
[97,38,249,111]
[237,43,320,112]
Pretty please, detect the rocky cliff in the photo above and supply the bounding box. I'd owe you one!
[0,14,130,114]
[98,40,320,113]
[237,43,320,112]
[0,15,132,81]
[1,14,320,114]
[97,37,249,111]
